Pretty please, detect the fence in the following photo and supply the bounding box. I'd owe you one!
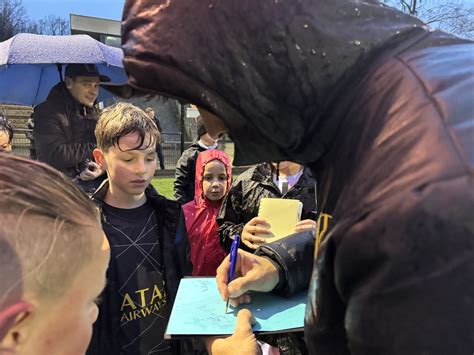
[11,130,235,171]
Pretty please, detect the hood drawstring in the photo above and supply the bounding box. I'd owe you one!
[276,162,279,182]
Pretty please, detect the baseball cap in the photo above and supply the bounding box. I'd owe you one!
[65,64,111,82]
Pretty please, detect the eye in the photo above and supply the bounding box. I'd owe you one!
[123,158,133,162]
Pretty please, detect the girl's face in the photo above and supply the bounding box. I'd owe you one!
[202,160,227,201]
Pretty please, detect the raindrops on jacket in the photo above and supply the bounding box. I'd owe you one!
[352,40,361,46]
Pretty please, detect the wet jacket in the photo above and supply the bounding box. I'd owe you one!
[174,142,208,204]
[87,181,193,355]
[217,164,316,252]
[120,1,474,353]
[33,82,99,177]
[182,150,232,276]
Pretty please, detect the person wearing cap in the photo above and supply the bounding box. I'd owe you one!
[33,64,110,194]
[0,116,13,153]
[174,117,219,204]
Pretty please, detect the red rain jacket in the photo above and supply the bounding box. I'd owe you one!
[182,150,232,276]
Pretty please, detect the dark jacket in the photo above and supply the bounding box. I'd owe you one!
[217,164,316,251]
[87,181,193,355]
[120,1,474,353]
[33,82,99,177]
[174,142,207,204]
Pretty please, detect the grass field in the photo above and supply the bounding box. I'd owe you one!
[151,177,175,199]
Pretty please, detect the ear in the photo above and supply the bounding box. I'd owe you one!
[64,77,71,88]
[0,301,33,350]
[93,148,107,170]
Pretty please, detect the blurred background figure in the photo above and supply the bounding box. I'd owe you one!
[174,117,219,204]
[25,113,36,159]
[145,106,165,170]
[0,115,13,153]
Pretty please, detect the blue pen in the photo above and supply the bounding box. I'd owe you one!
[225,234,241,313]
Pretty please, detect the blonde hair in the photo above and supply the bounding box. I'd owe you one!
[95,102,160,150]
[0,154,102,305]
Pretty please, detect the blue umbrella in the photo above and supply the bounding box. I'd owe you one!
[0,33,128,106]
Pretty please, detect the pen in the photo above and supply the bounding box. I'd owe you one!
[225,234,241,313]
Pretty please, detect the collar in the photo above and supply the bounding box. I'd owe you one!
[197,140,218,150]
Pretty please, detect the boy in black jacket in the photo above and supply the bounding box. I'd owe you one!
[174,119,218,204]
[88,102,192,355]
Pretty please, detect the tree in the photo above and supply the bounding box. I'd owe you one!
[0,0,27,41]
[384,0,474,39]
[0,0,69,41]
[35,15,69,36]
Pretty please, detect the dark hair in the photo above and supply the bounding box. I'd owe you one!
[0,116,14,142]
[95,102,160,151]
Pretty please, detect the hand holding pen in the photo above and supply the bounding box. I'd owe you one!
[216,246,280,310]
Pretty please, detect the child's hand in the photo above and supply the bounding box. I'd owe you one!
[204,309,261,355]
[242,217,271,249]
[294,219,317,235]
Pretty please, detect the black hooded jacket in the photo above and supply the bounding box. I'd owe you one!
[33,82,99,177]
[120,1,474,353]
[217,163,316,251]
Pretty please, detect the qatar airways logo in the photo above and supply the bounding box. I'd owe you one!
[120,284,167,322]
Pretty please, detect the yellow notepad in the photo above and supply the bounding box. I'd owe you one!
[256,198,303,243]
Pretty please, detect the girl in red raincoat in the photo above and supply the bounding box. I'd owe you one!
[182,149,232,276]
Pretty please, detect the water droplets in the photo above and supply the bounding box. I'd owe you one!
[310,49,317,55]
[241,60,247,67]
[295,43,302,51]
[352,40,361,47]
[395,30,401,35]
[303,23,309,29]
[354,7,361,16]
[208,3,214,9]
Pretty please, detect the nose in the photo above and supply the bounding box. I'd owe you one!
[134,159,147,176]
[90,84,99,96]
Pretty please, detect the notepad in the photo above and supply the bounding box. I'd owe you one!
[165,277,306,338]
[256,198,303,243]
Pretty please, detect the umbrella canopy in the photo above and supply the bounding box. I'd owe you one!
[0,33,127,106]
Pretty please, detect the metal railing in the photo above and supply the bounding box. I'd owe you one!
[12,129,193,169]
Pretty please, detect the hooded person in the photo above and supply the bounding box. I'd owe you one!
[182,149,232,276]
[116,0,474,354]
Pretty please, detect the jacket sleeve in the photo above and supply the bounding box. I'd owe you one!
[306,179,474,354]
[34,107,95,171]
[175,211,193,276]
[217,179,246,252]
[255,230,315,297]
[174,150,192,204]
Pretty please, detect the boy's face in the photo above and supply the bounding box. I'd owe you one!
[0,130,12,152]
[202,159,227,201]
[4,231,110,355]
[95,132,157,198]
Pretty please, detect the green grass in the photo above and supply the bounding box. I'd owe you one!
[151,177,175,199]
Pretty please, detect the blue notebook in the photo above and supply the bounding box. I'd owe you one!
[165,277,307,338]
